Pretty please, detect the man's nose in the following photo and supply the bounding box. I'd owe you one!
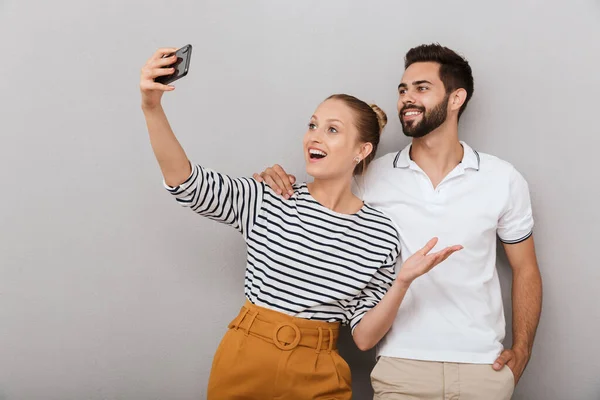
[401,92,416,105]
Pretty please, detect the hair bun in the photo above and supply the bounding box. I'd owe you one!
[369,104,388,134]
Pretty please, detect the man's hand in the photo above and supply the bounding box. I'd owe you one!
[493,347,530,385]
[253,164,296,199]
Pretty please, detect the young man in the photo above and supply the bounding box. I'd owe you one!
[255,44,542,400]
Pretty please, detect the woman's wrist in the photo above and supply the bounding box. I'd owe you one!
[393,277,412,291]
[141,101,163,113]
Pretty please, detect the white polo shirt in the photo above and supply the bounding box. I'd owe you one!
[356,141,534,364]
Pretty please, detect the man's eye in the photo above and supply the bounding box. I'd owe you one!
[399,89,407,95]
[418,86,428,91]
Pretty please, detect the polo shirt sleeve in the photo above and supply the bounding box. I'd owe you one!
[349,247,398,334]
[497,167,534,244]
[164,162,264,239]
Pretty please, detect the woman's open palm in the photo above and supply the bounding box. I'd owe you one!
[396,238,463,285]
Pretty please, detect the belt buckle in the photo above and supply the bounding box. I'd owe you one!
[272,322,301,350]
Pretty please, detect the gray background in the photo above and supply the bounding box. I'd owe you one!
[1,0,599,399]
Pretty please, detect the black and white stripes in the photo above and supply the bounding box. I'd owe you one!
[166,163,400,331]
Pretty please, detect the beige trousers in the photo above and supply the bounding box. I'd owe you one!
[371,357,514,400]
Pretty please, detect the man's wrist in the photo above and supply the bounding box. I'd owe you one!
[512,343,531,357]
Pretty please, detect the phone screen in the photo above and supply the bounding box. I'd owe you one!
[155,44,192,85]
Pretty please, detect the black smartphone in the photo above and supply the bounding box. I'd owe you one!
[155,44,192,85]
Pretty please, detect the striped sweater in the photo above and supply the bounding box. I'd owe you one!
[165,163,400,331]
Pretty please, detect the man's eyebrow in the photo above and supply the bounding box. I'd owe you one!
[398,80,434,90]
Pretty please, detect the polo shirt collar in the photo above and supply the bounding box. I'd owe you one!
[460,141,480,171]
[393,141,480,171]
[392,143,412,168]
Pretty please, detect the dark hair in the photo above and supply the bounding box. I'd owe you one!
[325,94,387,175]
[405,43,474,119]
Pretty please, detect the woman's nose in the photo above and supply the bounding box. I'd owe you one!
[308,128,324,142]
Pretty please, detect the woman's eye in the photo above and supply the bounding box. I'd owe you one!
[328,127,338,134]
[308,123,316,129]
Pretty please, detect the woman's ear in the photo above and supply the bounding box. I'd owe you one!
[359,142,373,162]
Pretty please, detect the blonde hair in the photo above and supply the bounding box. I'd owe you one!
[369,103,388,134]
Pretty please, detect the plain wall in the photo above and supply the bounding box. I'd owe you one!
[1,0,599,399]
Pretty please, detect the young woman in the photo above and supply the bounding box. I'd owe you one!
[140,48,461,400]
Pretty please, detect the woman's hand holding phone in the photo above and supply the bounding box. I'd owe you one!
[140,48,178,110]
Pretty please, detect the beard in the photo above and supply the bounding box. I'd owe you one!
[399,94,450,138]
